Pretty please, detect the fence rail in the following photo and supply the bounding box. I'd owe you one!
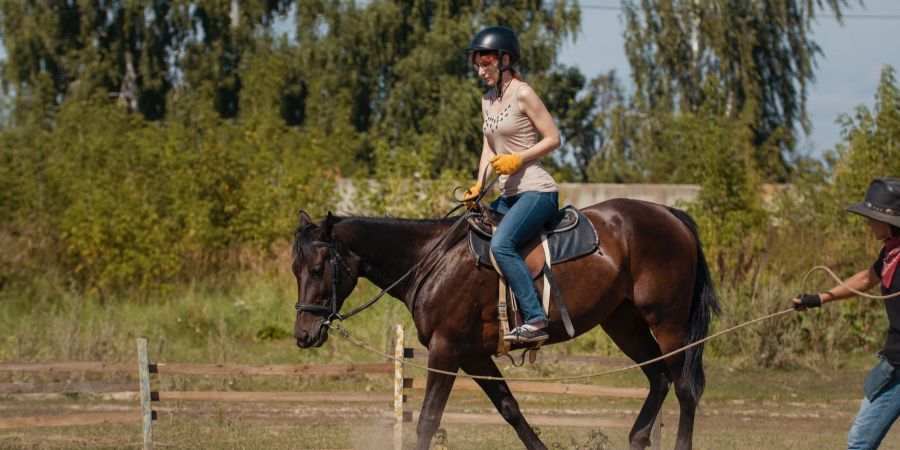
[0,362,135,373]
[410,411,635,429]
[0,412,143,430]
[154,391,393,403]
[0,361,392,376]
[0,381,139,395]
[405,377,648,398]
[0,325,661,450]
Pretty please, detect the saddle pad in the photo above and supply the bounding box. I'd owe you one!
[468,208,599,268]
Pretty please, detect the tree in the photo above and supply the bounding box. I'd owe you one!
[294,0,582,177]
[831,65,900,210]
[622,0,853,180]
[0,1,291,121]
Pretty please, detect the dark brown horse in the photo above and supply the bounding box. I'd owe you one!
[292,199,720,450]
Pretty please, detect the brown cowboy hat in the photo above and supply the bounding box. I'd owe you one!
[846,178,900,228]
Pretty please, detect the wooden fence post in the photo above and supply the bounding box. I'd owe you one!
[651,408,662,450]
[393,325,404,450]
[137,338,153,450]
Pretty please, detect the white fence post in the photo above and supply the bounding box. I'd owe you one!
[137,338,153,450]
[393,325,405,450]
[651,408,662,450]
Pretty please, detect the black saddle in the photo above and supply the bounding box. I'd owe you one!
[467,205,600,268]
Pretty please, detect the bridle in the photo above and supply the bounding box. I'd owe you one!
[294,240,352,323]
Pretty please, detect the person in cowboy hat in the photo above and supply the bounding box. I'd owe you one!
[793,178,900,449]
[461,26,561,343]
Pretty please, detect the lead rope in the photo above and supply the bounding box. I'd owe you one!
[330,265,900,382]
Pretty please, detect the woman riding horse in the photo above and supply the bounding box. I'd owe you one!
[462,26,562,344]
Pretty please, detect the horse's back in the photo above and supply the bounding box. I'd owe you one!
[580,197,694,245]
[579,198,698,290]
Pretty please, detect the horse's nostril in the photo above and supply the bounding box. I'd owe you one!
[295,330,309,346]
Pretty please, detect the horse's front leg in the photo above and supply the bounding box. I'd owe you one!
[462,355,547,450]
[416,337,460,450]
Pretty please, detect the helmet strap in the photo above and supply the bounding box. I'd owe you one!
[497,50,506,101]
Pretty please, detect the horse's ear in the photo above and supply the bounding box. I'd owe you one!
[299,210,312,227]
[323,211,335,236]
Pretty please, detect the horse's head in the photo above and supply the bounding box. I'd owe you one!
[292,210,359,348]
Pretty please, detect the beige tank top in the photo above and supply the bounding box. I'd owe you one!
[482,83,558,197]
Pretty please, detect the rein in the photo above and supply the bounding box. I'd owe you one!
[329,265,900,382]
[295,171,500,326]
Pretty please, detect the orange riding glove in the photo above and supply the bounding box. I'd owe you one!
[489,153,523,175]
[462,181,482,208]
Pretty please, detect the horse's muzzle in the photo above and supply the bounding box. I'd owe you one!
[295,326,328,348]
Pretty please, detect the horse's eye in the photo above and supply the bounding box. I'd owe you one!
[310,266,324,278]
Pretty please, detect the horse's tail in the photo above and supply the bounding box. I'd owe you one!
[667,207,722,403]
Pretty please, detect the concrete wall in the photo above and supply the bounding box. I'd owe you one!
[334,179,701,212]
[557,183,700,208]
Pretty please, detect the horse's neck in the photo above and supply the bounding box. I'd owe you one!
[336,217,448,301]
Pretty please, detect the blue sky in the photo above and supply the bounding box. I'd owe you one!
[561,0,900,157]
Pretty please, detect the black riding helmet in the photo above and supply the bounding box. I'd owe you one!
[465,26,521,99]
[465,26,521,71]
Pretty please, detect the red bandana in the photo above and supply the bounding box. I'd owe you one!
[883,236,900,289]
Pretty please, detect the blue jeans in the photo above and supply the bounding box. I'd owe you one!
[847,368,900,449]
[489,191,559,326]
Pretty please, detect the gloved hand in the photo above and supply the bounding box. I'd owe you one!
[792,293,822,311]
[489,153,523,175]
[462,181,482,208]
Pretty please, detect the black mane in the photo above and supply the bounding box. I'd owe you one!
[292,224,319,259]
[292,214,461,259]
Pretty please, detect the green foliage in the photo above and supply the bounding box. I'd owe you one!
[582,71,643,183]
[0,0,582,180]
[0,1,292,120]
[0,1,586,295]
[831,66,900,206]
[622,0,855,181]
[0,94,336,295]
[358,137,467,218]
[294,0,582,178]
[689,130,767,251]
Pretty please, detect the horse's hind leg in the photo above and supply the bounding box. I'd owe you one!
[654,322,697,450]
[461,355,547,450]
[601,300,670,450]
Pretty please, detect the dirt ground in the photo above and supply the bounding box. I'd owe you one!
[2,385,899,449]
[2,363,900,449]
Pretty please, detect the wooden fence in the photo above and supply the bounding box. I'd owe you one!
[0,325,661,449]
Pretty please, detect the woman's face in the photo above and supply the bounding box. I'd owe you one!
[868,217,893,240]
[472,52,501,87]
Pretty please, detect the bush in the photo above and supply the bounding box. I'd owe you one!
[0,95,338,296]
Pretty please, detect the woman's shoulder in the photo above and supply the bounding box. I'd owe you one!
[513,81,541,110]
[515,81,538,99]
